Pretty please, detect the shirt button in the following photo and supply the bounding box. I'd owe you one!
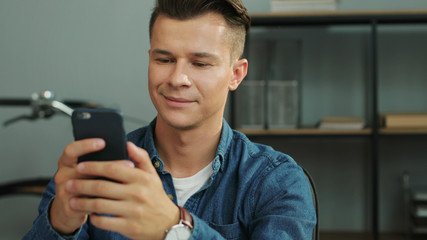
[168,194,174,200]
[154,161,161,169]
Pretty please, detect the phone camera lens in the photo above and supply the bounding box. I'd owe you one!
[78,112,91,119]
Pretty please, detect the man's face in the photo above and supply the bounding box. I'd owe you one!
[148,13,244,130]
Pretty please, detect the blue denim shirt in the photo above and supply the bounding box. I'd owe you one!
[24,119,316,240]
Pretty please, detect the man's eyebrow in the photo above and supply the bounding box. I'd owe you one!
[193,52,220,60]
[193,52,213,58]
[151,49,172,55]
[151,49,219,60]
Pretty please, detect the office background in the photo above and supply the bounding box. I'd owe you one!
[1,0,427,239]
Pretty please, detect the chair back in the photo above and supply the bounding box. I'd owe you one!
[303,167,319,240]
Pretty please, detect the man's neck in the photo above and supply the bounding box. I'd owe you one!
[154,117,222,178]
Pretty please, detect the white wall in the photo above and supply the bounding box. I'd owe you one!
[0,1,155,238]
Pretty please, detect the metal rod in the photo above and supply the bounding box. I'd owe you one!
[371,19,380,240]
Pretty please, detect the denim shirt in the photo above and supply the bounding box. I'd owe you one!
[24,119,316,240]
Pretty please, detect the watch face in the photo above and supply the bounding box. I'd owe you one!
[165,224,192,240]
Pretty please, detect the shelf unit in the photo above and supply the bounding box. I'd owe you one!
[239,128,372,136]
[229,10,427,239]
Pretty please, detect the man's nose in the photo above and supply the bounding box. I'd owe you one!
[169,61,191,87]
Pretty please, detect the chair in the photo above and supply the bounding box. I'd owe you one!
[303,167,319,240]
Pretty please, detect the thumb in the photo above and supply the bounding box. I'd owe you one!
[127,142,157,174]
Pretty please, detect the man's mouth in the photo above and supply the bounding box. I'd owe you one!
[164,96,195,107]
[165,96,192,103]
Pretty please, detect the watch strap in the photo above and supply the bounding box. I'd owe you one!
[178,206,193,230]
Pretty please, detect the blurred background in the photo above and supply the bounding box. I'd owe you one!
[1,0,427,239]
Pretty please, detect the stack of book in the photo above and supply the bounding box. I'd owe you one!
[382,112,427,129]
[411,188,427,234]
[271,0,338,12]
[318,117,365,130]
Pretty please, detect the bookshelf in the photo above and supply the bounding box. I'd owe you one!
[240,128,372,136]
[229,10,427,240]
[241,128,427,136]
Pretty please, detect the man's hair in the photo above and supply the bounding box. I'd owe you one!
[149,0,251,60]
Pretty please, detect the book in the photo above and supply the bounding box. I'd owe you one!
[318,117,365,130]
[271,0,338,12]
[413,190,427,202]
[382,113,427,128]
[413,203,427,218]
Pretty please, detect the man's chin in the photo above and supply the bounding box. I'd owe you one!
[159,115,200,131]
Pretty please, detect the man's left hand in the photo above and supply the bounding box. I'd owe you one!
[66,142,180,240]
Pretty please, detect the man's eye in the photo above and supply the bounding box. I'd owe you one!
[156,58,173,64]
[193,62,209,67]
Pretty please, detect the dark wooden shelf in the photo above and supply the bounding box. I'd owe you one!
[379,128,427,135]
[250,9,427,26]
[239,128,427,136]
[239,128,372,136]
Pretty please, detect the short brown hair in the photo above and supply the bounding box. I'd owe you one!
[149,0,251,59]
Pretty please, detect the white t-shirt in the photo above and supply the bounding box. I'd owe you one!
[172,162,214,207]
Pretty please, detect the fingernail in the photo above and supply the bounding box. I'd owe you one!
[94,139,105,149]
[122,161,135,168]
[66,180,74,191]
[77,163,85,172]
[70,198,77,209]
[128,142,136,150]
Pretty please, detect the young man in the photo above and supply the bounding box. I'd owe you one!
[24,0,316,239]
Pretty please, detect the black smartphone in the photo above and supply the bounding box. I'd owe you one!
[72,108,128,163]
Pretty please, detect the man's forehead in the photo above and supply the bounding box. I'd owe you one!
[150,13,232,61]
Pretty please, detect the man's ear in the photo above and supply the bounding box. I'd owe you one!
[229,58,248,91]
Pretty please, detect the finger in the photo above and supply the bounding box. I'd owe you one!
[49,197,89,235]
[66,178,130,199]
[69,197,129,217]
[127,142,156,174]
[61,139,105,167]
[76,160,136,183]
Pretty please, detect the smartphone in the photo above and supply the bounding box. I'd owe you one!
[72,108,128,163]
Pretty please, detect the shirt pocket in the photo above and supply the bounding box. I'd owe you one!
[208,221,241,240]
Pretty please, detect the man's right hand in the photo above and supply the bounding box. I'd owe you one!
[49,138,106,235]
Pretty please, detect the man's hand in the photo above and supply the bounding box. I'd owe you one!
[50,138,106,235]
[64,142,180,240]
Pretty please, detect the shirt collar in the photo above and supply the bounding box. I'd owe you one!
[216,119,233,171]
[142,118,233,172]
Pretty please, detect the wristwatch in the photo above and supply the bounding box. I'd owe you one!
[164,206,194,240]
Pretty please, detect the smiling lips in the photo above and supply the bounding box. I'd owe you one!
[164,95,195,107]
